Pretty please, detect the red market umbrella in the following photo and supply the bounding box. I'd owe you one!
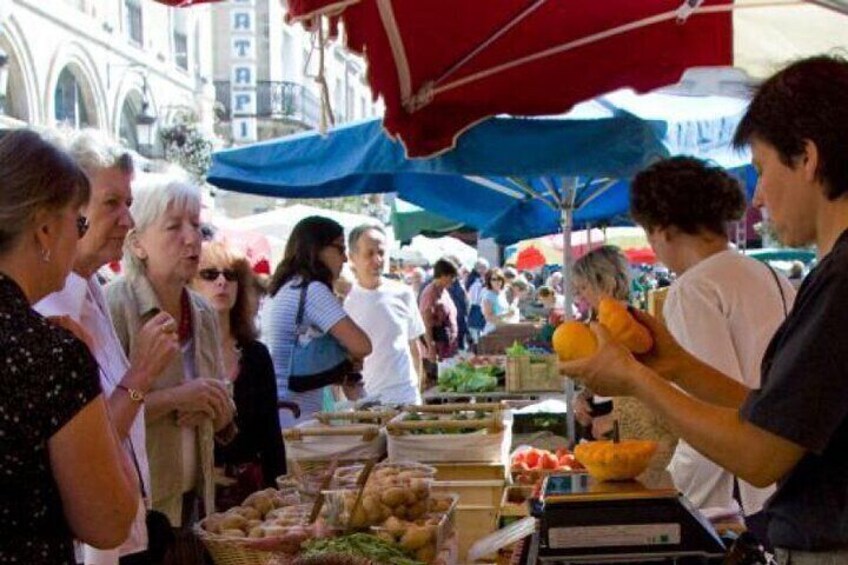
[515,245,547,271]
[624,247,658,265]
[152,0,220,5]
[286,1,733,157]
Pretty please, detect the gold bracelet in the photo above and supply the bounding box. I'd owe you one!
[116,384,145,404]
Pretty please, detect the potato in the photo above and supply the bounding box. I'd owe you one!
[383,516,406,537]
[406,500,428,521]
[248,519,262,529]
[221,528,247,538]
[348,504,369,529]
[220,513,248,531]
[416,544,437,563]
[361,494,383,524]
[400,525,431,551]
[248,526,264,538]
[392,505,408,520]
[404,489,418,505]
[381,487,407,507]
[378,502,393,522]
[235,506,262,521]
[203,514,225,534]
[410,479,430,500]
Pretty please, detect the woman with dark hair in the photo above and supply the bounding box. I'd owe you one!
[192,241,285,504]
[419,258,460,363]
[264,216,371,423]
[630,156,795,541]
[0,130,137,562]
[481,268,513,335]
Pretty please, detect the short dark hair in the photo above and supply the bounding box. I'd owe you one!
[0,129,90,255]
[733,55,848,200]
[348,223,385,253]
[269,215,344,296]
[433,258,458,279]
[630,156,746,236]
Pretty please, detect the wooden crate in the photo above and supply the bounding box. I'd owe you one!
[455,506,499,563]
[433,479,505,507]
[431,462,508,481]
[506,355,560,392]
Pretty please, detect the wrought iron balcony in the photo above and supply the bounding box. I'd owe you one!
[214,81,321,128]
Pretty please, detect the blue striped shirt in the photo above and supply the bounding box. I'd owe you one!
[262,278,346,404]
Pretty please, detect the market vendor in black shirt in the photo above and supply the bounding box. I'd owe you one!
[560,55,848,562]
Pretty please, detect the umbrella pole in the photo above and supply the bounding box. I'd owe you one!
[561,178,577,448]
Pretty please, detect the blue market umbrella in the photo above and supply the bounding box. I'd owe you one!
[209,88,750,445]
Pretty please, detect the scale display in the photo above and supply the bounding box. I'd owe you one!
[530,473,726,564]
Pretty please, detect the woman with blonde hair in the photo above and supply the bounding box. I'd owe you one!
[192,241,285,505]
[571,245,677,483]
[107,178,235,562]
[572,245,631,320]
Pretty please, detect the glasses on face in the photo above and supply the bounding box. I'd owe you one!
[198,268,238,282]
[76,215,90,239]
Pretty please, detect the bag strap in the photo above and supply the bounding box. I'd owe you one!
[295,282,308,327]
[764,263,788,318]
[125,436,148,500]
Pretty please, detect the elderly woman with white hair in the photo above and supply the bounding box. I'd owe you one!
[106,178,234,563]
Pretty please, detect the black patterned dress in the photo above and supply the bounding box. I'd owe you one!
[0,273,101,564]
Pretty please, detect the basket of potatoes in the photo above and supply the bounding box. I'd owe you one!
[195,488,322,565]
[369,493,459,563]
[320,462,437,529]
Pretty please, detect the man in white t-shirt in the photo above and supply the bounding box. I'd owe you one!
[345,225,425,404]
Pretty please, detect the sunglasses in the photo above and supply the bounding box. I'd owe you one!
[198,268,238,282]
[77,215,89,239]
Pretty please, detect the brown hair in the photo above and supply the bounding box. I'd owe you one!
[197,241,259,343]
[485,267,506,290]
[630,156,745,236]
[0,129,90,255]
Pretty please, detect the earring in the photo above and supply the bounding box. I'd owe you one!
[41,247,51,263]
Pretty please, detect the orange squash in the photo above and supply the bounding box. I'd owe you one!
[597,298,653,354]
[551,321,597,361]
[574,439,657,481]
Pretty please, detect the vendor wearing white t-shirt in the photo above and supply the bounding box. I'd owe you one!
[345,225,426,405]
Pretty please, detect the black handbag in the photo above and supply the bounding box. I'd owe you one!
[144,509,175,563]
[127,440,175,563]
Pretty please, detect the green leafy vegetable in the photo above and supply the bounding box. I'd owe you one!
[301,533,425,565]
[437,362,498,393]
[506,341,530,358]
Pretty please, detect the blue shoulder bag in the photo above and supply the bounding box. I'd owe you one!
[287,283,353,393]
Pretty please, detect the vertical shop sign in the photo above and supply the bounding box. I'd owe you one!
[231,0,257,143]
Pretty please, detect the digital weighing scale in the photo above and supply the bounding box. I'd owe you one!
[526,472,727,564]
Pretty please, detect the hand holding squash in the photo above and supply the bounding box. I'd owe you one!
[597,298,653,354]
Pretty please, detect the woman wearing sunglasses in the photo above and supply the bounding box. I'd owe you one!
[0,130,138,563]
[192,241,285,505]
[264,216,371,424]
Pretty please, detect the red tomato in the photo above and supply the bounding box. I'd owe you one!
[512,452,526,465]
[540,452,559,470]
[524,450,541,469]
[555,448,571,459]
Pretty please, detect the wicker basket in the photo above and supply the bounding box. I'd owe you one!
[194,523,275,565]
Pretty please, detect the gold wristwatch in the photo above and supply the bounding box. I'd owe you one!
[116,384,145,404]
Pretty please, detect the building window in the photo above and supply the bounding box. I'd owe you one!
[125,0,143,46]
[173,9,189,71]
[54,68,91,129]
[174,32,188,70]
